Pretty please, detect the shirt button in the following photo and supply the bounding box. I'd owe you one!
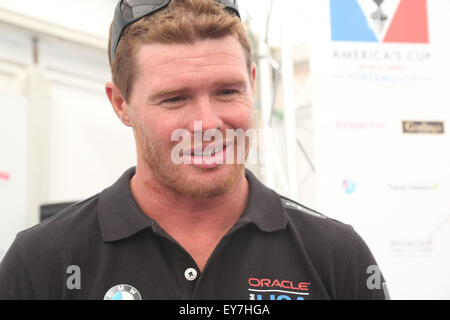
[184,268,198,281]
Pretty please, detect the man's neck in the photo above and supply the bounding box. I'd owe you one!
[129,166,249,236]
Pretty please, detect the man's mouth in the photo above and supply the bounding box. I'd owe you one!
[183,141,234,167]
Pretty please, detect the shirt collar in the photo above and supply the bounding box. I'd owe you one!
[238,169,288,232]
[98,167,288,242]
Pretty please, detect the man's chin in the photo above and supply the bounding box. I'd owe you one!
[165,163,244,199]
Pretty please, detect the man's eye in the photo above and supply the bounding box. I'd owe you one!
[163,96,185,104]
[221,89,238,95]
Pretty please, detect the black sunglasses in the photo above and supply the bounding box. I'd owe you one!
[111,0,241,61]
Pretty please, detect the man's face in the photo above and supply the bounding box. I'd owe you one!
[127,36,255,199]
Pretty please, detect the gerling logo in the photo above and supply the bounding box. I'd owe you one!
[330,0,429,43]
[402,121,445,134]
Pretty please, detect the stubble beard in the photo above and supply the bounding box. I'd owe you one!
[138,128,247,199]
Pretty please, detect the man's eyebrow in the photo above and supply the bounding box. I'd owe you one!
[147,87,190,102]
[147,78,248,102]
[215,78,247,88]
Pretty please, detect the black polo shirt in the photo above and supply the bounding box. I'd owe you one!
[0,167,388,300]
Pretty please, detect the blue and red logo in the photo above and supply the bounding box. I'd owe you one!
[330,0,429,43]
[342,179,357,194]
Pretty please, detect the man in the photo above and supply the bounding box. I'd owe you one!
[0,0,388,300]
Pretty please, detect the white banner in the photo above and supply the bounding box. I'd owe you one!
[0,95,28,262]
[310,0,450,299]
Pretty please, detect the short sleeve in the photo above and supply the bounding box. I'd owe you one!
[340,230,389,300]
[0,237,36,300]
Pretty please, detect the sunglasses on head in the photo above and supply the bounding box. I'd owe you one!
[111,0,241,61]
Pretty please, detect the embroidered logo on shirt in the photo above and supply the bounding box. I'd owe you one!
[247,277,310,300]
[104,284,142,300]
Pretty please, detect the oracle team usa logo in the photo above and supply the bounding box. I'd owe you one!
[248,277,310,300]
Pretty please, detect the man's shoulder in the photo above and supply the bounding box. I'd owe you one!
[279,195,358,250]
[0,193,102,299]
[16,193,101,251]
[279,195,387,300]
[280,195,354,234]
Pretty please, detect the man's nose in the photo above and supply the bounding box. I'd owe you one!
[187,96,224,132]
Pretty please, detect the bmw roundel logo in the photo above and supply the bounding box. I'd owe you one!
[104,284,142,300]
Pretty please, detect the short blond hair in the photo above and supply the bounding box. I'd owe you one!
[108,0,253,102]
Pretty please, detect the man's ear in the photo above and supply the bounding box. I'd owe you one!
[105,82,132,127]
[250,63,256,96]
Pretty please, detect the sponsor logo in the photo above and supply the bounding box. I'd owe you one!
[335,120,386,132]
[342,179,357,194]
[330,0,429,43]
[391,216,450,258]
[0,171,10,181]
[104,284,142,300]
[247,277,310,300]
[402,121,445,134]
[390,239,433,257]
[328,1,432,85]
[388,183,438,191]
